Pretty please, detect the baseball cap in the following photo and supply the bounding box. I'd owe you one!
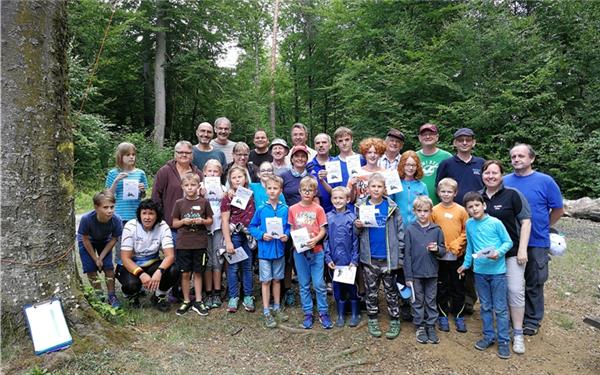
[386,128,405,142]
[419,123,438,134]
[290,145,309,157]
[453,128,475,138]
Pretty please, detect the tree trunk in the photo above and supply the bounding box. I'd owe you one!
[269,0,280,136]
[143,31,153,130]
[1,0,81,323]
[153,6,167,147]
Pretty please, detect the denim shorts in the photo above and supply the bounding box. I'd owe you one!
[79,242,114,273]
[259,257,285,282]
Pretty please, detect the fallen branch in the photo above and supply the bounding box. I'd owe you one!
[326,359,374,375]
[324,346,361,360]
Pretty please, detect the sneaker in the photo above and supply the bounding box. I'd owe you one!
[523,325,538,336]
[107,294,121,309]
[319,313,333,329]
[385,320,401,339]
[497,341,511,359]
[455,317,467,333]
[176,301,192,316]
[204,295,214,309]
[416,326,428,344]
[368,319,382,338]
[513,334,526,354]
[192,301,209,316]
[151,294,170,312]
[242,296,255,312]
[426,326,440,344]
[284,289,296,307]
[437,316,450,332]
[264,312,277,328]
[211,295,222,308]
[272,308,289,322]
[474,338,495,351]
[303,314,314,329]
[227,297,239,313]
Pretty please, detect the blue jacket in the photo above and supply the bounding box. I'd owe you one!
[324,208,359,266]
[404,222,446,281]
[391,179,429,227]
[462,214,513,275]
[249,201,290,260]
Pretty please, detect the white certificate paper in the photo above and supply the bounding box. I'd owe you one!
[231,186,253,210]
[346,154,362,177]
[333,266,357,285]
[325,160,343,184]
[204,177,222,199]
[383,170,403,195]
[291,227,311,253]
[220,247,249,264]
[123,179,139,200]
[266,217,284,238]
[359,205,378,227]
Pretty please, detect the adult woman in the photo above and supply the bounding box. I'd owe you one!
[348,137,386,202]
[250,161,287,207]
[223,142,259,185]
[481,160,531,355]
[152,141,203,240]
[116,199,179,311]
[392,150,429,227]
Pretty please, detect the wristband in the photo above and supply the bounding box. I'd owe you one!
[133,267,143,277]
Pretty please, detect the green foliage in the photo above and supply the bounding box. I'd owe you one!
[73,111,115,186]
[82,286,125,323]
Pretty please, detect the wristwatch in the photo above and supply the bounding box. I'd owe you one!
[158,267,165,274]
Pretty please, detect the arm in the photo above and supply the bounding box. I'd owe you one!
[403,230,413,282]
[395,209,405,262]
[550,207,564,227]
[97,237,118,263]
[517,219,531,264]
[248,208,266,241]
[171,203,185,229]
[323,229,334,267]
[143,246,175,291]
[495,222,513,258]
[221,210,234,253]
[307,226,327,248]
[449,211,468,256]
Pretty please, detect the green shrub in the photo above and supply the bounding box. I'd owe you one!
[118,132,173,178]
[73,111,114,183]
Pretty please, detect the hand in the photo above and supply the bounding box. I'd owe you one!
[263,233,273,241]
[116,172,128,181]
[279,234,288,242]
[95,256,103,272]
[193,218,203,225]
[488,250,499,260]
[317,170,327,180]
[427,242,438,252]
[227,189,235,199]
[349,263,355,268]
[200,186,207,196]
[517,250,528,265]
[225,242,235,254]
[184,218,193,226]
[354,220,364,229]
[138,183,145,191]
[306,237,318,248]
[406,280,413,288]
[328,262,336,270]
[348,176,358,187]
[457,266,466,279]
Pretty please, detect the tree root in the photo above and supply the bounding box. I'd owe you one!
[324,346,361,359]
[326,359,374,375]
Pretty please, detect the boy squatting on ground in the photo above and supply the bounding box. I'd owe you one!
[458,191,513,359]
[249,174,291,328]
[172,172,213,316]
[324,186,361,328]
[404,196,446,344]
[355,173,404,339]
[77,190,123,308]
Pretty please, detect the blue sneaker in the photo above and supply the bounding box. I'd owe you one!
[475,338,495,351]
[319,313,333,329]
[497,341,511,359]
[437,316,450,332]
[302,313,313,329]
[455,317,467,333]
[107,294,121,309]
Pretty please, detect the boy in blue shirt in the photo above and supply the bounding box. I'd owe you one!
[458,192,513,359]
[77,190,123,308]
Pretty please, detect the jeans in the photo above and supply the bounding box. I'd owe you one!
[226,233,253,299]
[475,273,510,343]
[524,247,549,328]
[293,250,328,314]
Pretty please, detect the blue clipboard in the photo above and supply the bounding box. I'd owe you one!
[23,297,73,355]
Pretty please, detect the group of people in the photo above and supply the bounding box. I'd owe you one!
[76,117,564,360]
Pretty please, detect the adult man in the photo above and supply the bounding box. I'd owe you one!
[504,144,564,336]
[416,123,452,205]
[192,122,227,170]
[270,138,290,175]
[249,129,272,166]
[285,123,317,164]
[307,133,335,213]
[210,117,236,164]
[378,128,405,170]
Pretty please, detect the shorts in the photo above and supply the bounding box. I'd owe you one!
[176,248,208,273]
[206,230,225,271]
[79,242,114,273]
[259,257,285,282]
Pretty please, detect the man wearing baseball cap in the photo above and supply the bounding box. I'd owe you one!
[378,128,405,170]
[416,123,452,205]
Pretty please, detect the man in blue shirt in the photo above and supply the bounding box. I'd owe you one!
[307,133,335,213]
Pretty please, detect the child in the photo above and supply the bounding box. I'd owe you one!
[249,174,290,328]
[77,190,123,308]
[431,178,468,333]
[324,186,360,327]
[172,173,213,316]
[355,173,404,339]
[221,165,256,313]
[201,159,227,308]
[458,192,513,359]
[288,176,332,329]
[404,196,446,344]
[392,150,428,227]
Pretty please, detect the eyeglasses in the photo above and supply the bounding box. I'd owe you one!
[176,151,192,156]
[235,153,249,157]
[260,169,274,173]
[301,189,315,194]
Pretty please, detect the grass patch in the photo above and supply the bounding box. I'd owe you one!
[551,311,576,330]
[74,177,154,215]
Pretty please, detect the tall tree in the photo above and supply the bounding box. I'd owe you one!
[270,0,280,135]
[153,1,167,147]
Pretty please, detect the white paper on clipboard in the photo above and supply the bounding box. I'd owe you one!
[24,298,73,355]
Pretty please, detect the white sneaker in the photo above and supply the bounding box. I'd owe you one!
[513,334,526,354]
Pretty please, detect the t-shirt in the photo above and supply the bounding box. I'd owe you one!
[220,191,256,227]
[249,149,273,167]
[288,201,327,253]
[105,168,148,221]
[367,199,389,259]
[432,202,468,260]
[120,219,173,266]
[416,148,452,205]
[77,210,123,246]
[172,197,213,249]
[192,145,227,171]
[210,139,236,164]
[436,154,485,204]
[307,156,334,213]
[503,171,563,248]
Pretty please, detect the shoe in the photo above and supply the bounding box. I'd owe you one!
[264,312,277,328]
[128,295,140,309]
[303,314,313,329]
[437,316,450,332]
[107,294,121,309]
[416,326,428,344]
[335,301,346,327]
[463,304,474,315]
[176,301,192,316]
[349,300,361,327]
[523,325,538,336]
[513,334,526,354]
[386,319,401,339]
[211,295,222,308]
[455,317,467,333]
[320,313,333,329]
[227,297,239,313]
[497,341,511,359]
[273,308,289,322]
[474,338,495,351]
[284,289,296,307]
[192,301,209,316]
[242,296,255,312]
[204,295,214,309]
[151,294,170,312]
[368,319,382,338]
[426,326,440,344]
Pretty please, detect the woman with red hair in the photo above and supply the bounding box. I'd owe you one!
[392,150,429,227]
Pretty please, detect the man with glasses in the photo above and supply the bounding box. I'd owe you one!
[416,123,452,205]
[378,128,405,170]
[210,117,237,164]
[192,122,227,171]
[223,142,259,185]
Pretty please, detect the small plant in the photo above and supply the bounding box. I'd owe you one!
[25,366,50,375]
[83,286,125,322]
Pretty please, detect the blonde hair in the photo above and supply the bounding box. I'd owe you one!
[181,172,201,185]
[331,186,350,197]
[203,159,223,174]
[115,142,136,169]
[367,172,385,186]
[437,177,458,192]
[413,195,433,210]
[227,165,249,188]
[93,190,115,206]
[299,176,318,191]
[264,174,283,188]
[333,126,353,141]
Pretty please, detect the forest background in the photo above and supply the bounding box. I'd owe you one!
[70,0,600,208]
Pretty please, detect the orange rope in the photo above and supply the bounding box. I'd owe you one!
[1,244,75,267]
